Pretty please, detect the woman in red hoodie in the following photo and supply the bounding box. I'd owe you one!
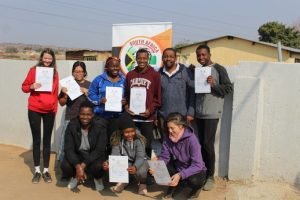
[22,48,59,184]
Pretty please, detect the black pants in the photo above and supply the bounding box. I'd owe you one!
[167,162,206,190]
[106,118,120,156]
[28,110,55,168]
[195,118,219,177]
[61,159,105,179]
[134,121,154,157]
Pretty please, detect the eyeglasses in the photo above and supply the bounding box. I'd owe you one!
[73,71,84,74]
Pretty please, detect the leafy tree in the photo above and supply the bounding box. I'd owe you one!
[258,21,300,49]
[293,20,300,32]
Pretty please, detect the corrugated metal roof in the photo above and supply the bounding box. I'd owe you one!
[176,35,300,53]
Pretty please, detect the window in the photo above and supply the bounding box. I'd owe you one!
[295,58,300,63]
[84,56,96,61]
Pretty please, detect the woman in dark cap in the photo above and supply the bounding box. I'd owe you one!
[102,112,149,195]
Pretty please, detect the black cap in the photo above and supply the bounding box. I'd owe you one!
[118,112,136,130]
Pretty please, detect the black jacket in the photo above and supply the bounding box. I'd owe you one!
[64,116,108,167]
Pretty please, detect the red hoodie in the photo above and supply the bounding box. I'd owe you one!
[22,66,59,113]
[125,66,161,121]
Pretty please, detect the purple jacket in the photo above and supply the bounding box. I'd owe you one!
[159,127,206,180]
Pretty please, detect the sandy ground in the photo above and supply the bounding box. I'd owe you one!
[0,144,299,200]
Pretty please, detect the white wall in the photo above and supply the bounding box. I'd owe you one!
[0,60,104,151]
[0,60,299,186]
[228,62,300,186]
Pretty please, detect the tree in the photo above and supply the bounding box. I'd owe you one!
[293,19,300,32]
[258,21,300,49]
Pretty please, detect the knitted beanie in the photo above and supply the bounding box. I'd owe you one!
[118,112,136,130]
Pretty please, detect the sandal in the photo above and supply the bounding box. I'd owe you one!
[138,183,148,195]
[112,182,128,193]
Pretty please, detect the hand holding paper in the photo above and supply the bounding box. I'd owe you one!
[129,87,146,115]
[195,67,211,93]
[35,67,54,92]
[148,160,171,185]
[59,76,83,100]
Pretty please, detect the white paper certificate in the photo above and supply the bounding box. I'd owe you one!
[105,87,123,112]
[195,67,211,93]
[109,156,129,183]
[129,87,146,115]
[148,160,171,185]
[59,76,83,100]
[35,67,54,92]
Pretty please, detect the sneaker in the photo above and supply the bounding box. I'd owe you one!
[42,172,52,183]
[67,177,78,189]
[94,178,104,191]
[187,188,201,199]
[111,182,128,193]
[32,172,41,184]
[138,183,148,195]
[203,177,214,191]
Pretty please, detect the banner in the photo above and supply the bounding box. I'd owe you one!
[112,22,172,74]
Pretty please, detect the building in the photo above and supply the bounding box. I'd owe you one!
[176,35,300,66]
[66,50,111,61]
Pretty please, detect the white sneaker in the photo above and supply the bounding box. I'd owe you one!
[67,177,78,189]
[94,178,104,191]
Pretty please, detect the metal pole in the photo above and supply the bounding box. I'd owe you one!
[277,41,282,62]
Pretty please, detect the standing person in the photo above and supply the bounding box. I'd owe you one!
[57,61,91,162]
[194,44,233,190]
[21,48,59,184]
[102,112,149,195]
[159,48,195,137]
[88,56,126,142]
[150,112,206,199]
[125,48,161,158]
[61,101,107,191]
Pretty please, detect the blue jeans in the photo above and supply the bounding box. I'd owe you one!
[57,120,70,161]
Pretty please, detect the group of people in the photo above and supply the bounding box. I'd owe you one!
[21,45,233,199]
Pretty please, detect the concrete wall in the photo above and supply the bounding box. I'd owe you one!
[0,60,299,186]
[0,59,104,152]
[228,62,300,186]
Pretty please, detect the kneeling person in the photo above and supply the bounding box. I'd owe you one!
[61,101,107,191]
[102,112,149,195]
[151,113,206,199]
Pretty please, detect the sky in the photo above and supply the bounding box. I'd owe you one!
[0,0,299,50]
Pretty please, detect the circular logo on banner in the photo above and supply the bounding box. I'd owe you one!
[119,36,162,74]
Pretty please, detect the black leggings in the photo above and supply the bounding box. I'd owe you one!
[167,162,206,190]
[61,159,105,179]
[195,118,219,177]
[28,110,55,168]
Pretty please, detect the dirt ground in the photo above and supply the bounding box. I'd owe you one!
[0,144,299,200]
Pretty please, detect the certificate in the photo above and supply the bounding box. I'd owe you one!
[148,160,171,185]
[59,76,83,100]
[109,156,129,183]
[129,87,146,115]
[105,87,123,112]
[35,67,53,92]
[195,67,211,93]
